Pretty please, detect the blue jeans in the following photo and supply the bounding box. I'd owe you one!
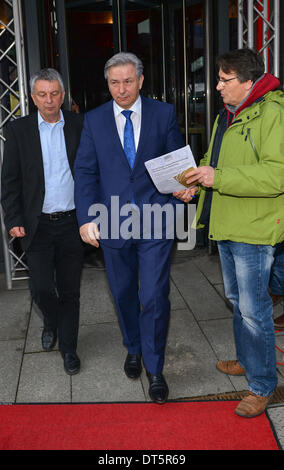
[269,242,284,295]
[217,241,277,397]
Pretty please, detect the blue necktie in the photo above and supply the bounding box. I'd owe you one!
[122,110,136,169]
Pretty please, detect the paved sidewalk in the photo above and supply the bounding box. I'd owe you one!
[0,247,284,448]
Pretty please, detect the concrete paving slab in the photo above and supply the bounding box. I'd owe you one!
[0,290,31,340]
[72,323,146,403]
[155,308,235,399]
[28,305,44,329]
[0,339,25,403]
[79,269,117,325]
[170,260,232,321]
[16,351,70,403]
[192,253,223,285]
[170,280,188,311]
[267,405,284,449]
[275,331,284,381]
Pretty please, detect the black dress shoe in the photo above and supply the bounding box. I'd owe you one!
[124,353,142,379]
[146,371,169,404]
[41,328,57,351]
[61,352,80,375]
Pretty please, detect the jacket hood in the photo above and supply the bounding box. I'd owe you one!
[225,73,281,120]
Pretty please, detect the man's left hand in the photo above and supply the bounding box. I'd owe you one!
[186,166,215,188]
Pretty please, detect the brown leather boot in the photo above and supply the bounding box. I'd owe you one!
[270,293,283,307]
[274,314,284,330]
[216,360,245,376]
[235,391,273,418]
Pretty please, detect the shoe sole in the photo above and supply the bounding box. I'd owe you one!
[149,393,168,405]
[234,396,273,418]
[235,409,265,418]
[42,344,57,352]
[125,373,142,379]
[41,338,57,351]
[64,367,80,376]
[216,364,245,376]
[124,367,142,379]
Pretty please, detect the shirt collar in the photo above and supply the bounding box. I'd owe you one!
[38,109,64,127]
[113,95,141,118]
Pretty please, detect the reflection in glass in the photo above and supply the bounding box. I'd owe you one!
[164,0,206,164]
[186,1,206,164]
[66,1,114,111]
[123,1,164,101]
[65,0,209,164]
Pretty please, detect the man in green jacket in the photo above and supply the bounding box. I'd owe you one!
[174,48,284,418]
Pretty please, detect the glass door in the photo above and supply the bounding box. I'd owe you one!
[163,0,206,164]
[65,0,114,111]
[185,0,206,164]
[121,0,165,101]
[65,0,211,162]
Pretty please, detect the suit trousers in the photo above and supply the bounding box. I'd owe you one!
[26,212,83,353]
[102,237,174,375]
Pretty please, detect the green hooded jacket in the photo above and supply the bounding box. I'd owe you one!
[195,74,284,246]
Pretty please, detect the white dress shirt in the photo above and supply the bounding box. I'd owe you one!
[113,95,142,151]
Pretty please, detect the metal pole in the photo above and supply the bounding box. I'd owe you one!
[12,0,28,116]
[56,0,72,109]
[182,0,188,146]
[274,0,280,78]
[247,0,254,48]
[117,0,122,52]
[263,0,269,72]
[1,0,29,289]
[161,2,166,102]
[205,0,213,147]
[0,140,12,289]
[238,0,244,48]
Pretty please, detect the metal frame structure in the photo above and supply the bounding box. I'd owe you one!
[238,0,280,76]
[0,0,29,289]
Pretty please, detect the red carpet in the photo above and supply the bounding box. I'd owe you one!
[0,401,279,450]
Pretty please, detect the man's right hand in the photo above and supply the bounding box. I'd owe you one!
[9,226,26,238]
[79,222,100,247]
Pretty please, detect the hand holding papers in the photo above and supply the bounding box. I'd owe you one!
[145,145,198,194]
[173,167,199,188]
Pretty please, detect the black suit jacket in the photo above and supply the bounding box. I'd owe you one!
[1,110,84,250]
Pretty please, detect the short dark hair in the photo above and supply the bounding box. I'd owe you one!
[216,48,265,83]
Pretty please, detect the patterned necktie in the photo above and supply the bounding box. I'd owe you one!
[122,110,136,169]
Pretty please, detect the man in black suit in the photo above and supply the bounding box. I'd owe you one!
[1,68,84,375]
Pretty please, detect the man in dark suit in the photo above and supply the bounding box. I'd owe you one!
[74,52,184,403]
[1,68,84,375]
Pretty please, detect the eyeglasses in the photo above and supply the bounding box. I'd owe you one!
[216,76,238,87]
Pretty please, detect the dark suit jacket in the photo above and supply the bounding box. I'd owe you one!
[1,110,84,250]
[74,96,185,248]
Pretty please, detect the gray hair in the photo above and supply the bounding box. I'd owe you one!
[30,68,65,93]
[104,52,144,80]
